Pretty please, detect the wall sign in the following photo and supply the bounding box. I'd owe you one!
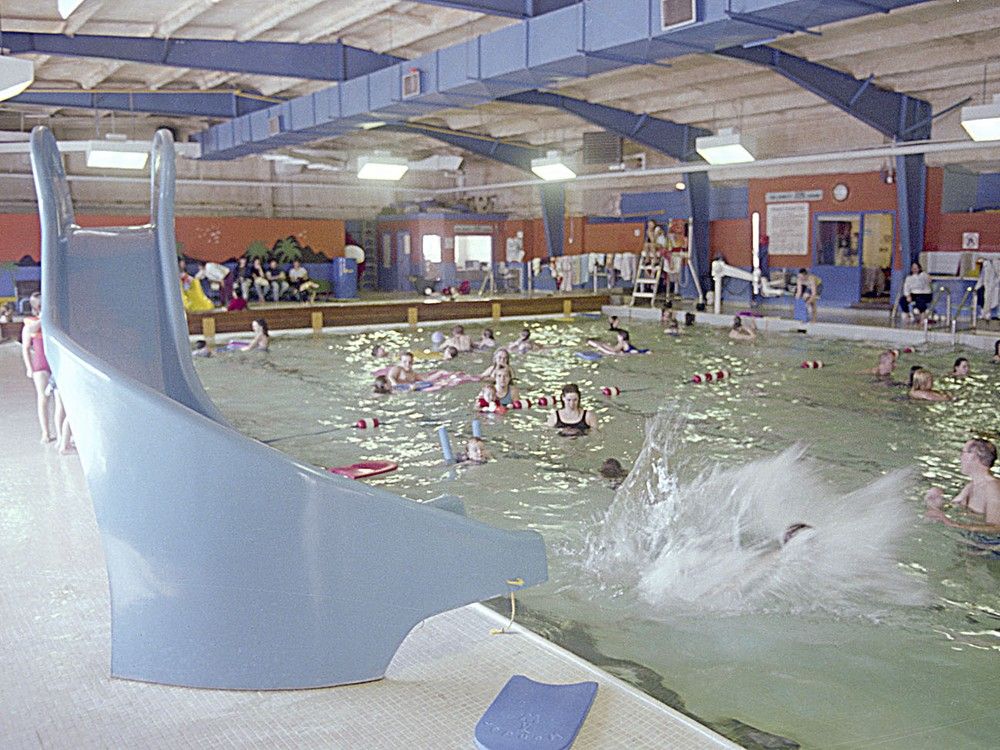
[765,190,823,203]
[766,202,810,256]
[453,224,494,233]
[962,232,980,250]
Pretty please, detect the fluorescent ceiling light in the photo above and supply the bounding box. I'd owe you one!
[85,140,149,170]
[58,0,87,19]
[0,57,34,102]
[530,151,575,181]
[357,154,408,181]
[695,128,756,165]
[960,94,1000,142]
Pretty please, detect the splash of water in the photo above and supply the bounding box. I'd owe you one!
[582,410,926,616]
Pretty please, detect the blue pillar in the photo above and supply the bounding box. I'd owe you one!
[541,183,564,257]
[685,172,711,296]
[896,153,926,268]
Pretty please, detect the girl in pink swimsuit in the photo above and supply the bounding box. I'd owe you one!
[21,294,54,442]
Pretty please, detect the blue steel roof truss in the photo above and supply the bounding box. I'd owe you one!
[3,32,401,81]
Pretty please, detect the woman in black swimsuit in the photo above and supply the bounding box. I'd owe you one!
[547,383,597,435]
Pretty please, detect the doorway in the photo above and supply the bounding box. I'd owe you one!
[814,211,895,305]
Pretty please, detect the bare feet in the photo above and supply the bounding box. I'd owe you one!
[41,434,55,444]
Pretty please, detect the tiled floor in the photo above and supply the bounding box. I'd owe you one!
[0,344,735,750]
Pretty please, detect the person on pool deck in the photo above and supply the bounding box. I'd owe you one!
[925,438,1000,535]
[547,383,597,435]
[227,287,248,312]
[492,366,520,407]
[908,368,950,402]
[266,259,290,302]
[952,357,970,378]
[588,329,640,355]
[481,348,515,381]
[728,315,757,341]
[242,318,270,352]
[373,375,393,394]
[475,328,497,350]
[900,261,933,324]
[20,292,53,443]
[795,268,820,323]
[387,351,421,387]
[250,257,270,303]
[442,324,473,353]
[509,328,543,354]
[661,308,680,335]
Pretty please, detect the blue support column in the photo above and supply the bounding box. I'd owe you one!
[685,172,711,297]
[541,183,565,257]
[896,154,926,267]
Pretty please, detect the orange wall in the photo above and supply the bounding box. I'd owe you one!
[710,219,753,265]
[749,172,900,268]
[924,167,1000,252]
[0,213,345,263]
[583,221,644,254]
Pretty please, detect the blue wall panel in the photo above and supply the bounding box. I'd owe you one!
[709,186,749,220]
[976,174,1000,211]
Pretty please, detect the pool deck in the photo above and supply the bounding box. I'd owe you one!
[0,343,736,750]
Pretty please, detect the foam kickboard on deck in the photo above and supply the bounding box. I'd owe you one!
[474,675,598,750]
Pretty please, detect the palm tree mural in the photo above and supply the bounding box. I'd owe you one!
[274,236,302,264]
[245,240,270,261]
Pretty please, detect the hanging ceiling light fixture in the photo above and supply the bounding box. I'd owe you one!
[57,0,87,19]
[960,94,1000,142]
[85,138,149,170]
[0,6,34,102]
[357,153,408,181]
[695,128,756,165]
[530,151,576,181]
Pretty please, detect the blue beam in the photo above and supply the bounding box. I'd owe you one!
[686,172,711,295]
[716,45,932,141]
[541,183,565,257]
[717,44,934,268]
[380,122,543,172]
[896,153,926,267]
[10,90,277,118]
[405,0,579,18]
[500,90,710,162]
[3,32,401,81]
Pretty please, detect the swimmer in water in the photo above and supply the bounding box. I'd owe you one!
[608,315,622,331]
[993,339,1000,364]
[475,328,497,350]
[245,318,270,352]
[728,315,757,341]
[508,328,542,354]
[387,351,420,387]
[373,375,392,394]
[481,347,515,381]
[442,345,459,361]
[866,350,896,379]
[599,458,629,487]
[547,383,597,435]
[661,307,679,335]
[371,344,389,359]
[951,357,970,378]
[442,324,473,353]
[460,437,488,464]
[908,368,951,402]
[492,366,520,407]
[588,329,639,355]
[192,339,211,358]
[925,439,1000,546]
[477,383,498,406]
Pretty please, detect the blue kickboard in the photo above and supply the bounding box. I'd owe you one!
[475,675,598,750]
[575,351,603,361]
[793,297,809,323]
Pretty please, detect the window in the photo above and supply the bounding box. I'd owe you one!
[422,234,442,263]
[454,235,492,268]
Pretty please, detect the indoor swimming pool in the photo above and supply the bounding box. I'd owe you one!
[194,317,1000,749]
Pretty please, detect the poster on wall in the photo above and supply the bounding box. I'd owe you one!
[766,202,810,256]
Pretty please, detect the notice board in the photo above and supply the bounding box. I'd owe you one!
[766,202,810,256]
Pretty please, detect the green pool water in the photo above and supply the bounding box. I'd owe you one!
[194,317,1000,749]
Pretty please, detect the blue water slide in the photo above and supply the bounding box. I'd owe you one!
[29,127,547,690]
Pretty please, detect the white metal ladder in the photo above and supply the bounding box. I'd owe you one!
[630,251,662,307]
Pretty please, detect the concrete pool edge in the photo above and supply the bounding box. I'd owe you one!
[604,304,999,352]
